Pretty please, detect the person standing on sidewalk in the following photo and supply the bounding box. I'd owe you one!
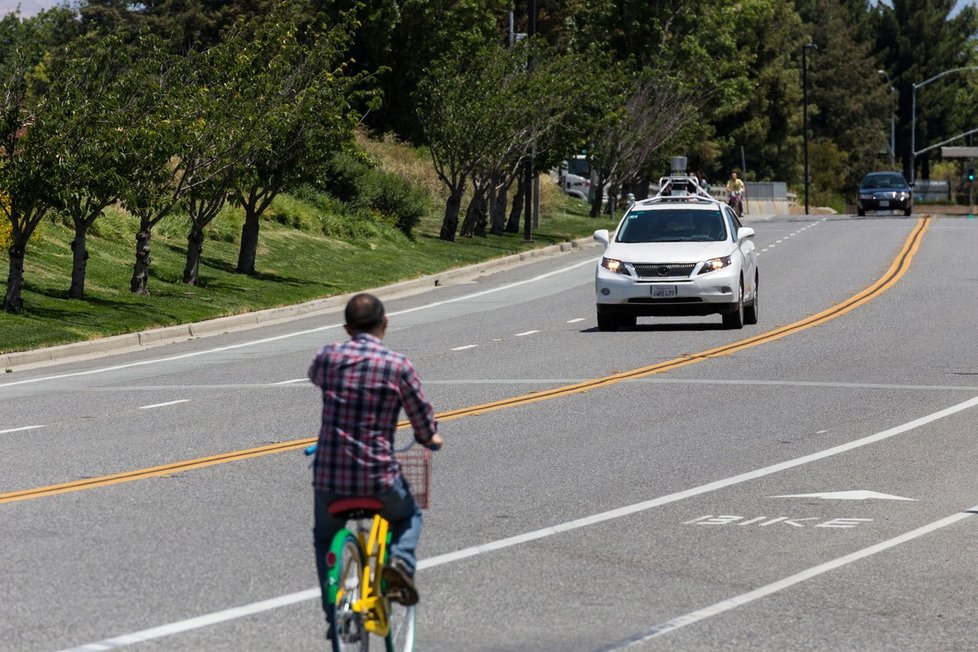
[309,293,443,623]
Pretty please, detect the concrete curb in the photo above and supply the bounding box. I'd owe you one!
[1,236,601,372]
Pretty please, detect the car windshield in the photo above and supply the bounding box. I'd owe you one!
[861,173,907,190]
[617,209,726,243]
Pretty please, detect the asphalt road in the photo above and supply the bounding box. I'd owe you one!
[2,212,978,651]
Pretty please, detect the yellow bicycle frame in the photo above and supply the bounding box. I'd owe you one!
[335,514,393,638]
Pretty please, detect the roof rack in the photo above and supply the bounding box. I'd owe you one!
[638,155,719,206]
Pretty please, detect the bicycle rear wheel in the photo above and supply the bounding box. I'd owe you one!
[385,603,416,652]
[330,534,369,652]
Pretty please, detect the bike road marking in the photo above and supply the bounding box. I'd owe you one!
[0,218,932,505]
[598,505,978,651]
[56,393,978,651]
[0,258,598,390]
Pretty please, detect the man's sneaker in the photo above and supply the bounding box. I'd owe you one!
[382,558,419,606]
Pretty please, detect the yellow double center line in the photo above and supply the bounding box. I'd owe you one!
[0,217,932,505]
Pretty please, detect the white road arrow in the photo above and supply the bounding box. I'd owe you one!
[773,491,916,501]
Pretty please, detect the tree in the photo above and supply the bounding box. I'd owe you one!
[800,0,890,190]
[233,13,367,275]
[0,16,54,313]
[415,49,485,241]
[586,64,705,218]
[873,0,978,180]
[117,37,203,295]
[30,32,148,299]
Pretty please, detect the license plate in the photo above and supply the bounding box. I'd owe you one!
[651,285,677,298]
[879,200,889,207]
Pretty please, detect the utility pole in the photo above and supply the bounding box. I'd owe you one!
[802,43,816,216]
[522,0,536,242]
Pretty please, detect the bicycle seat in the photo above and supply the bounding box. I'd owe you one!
[328,496,384,519]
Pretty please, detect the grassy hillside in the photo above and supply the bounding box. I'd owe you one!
[1,135,603,354]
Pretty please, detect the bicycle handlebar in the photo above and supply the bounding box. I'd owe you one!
[305,438,439,456]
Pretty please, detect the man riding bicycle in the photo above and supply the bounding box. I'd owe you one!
[309,293,443,631]
[726,171,746,217]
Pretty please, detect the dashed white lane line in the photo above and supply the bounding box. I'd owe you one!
[58,395,978,652]
[451,344,478,351]
[514,330,540,337]
[137,400,190,410]
[273,379,307,385]
[0,425,44,435]
[567,318,586,323]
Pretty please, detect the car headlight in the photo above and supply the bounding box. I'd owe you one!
[601,257,630,275]
[698,255,732,275]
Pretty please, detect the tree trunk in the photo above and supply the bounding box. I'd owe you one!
[236,206,260,275]
[68,222,89,300]
[461,191,489,238]
[490,182,507,235]
[183,226,205,285]
[3,243,25,314]
[589,173,607,217]
[439,190,464,241]
[505,181,524,233]
[130,228,153,295]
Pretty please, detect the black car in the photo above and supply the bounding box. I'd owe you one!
[857,171,912,216]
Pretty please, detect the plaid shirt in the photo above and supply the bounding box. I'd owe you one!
[309,333,437,495]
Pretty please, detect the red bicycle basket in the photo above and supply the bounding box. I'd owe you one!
[396,447,432,509]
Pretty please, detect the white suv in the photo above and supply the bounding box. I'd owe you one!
[593,172,758,331]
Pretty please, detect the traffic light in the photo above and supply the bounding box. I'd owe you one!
[969,165,976,182]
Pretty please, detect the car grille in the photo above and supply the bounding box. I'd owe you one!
[632,263,697,278]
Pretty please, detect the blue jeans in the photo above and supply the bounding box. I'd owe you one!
[313,476,423,615]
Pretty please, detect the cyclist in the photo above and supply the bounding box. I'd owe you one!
[726,171,745,217]
[309,293,443,630]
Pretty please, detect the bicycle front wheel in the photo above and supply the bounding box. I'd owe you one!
[330,534,368,652]
[385,603,416,652]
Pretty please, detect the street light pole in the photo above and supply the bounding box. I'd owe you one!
[877,70,895,166]
[910,66,978,187]
[802,43,816,216]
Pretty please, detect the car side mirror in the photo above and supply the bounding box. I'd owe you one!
[737,226,755,241]
[593,229,610,245]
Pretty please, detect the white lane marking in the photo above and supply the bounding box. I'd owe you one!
[54,589,321,652]
[514,330,539,337]
[451,345,478,351]
[60,395,978,651]
[272,378,307,385]
[567,318,586,323]
[0,425,44,435]
[774,490,916,501]
[601,505,978,650]
[0,258,598,391]
[137,400,190,410]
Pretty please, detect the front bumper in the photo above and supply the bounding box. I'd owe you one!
[857,193,911,211]
[595,264,741,316]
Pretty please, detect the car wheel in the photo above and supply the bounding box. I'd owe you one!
[857,208,865,217]
[596,305,619,331]
[904,206,912,216]
[619,314,637,329]
[722,283,745,329]
[743,273,758,325]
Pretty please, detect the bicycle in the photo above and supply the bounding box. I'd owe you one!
[306,442,432,652]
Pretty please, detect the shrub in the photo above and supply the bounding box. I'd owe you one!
[355,168,429,237]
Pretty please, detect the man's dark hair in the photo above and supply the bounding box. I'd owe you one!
[345,293,385,332]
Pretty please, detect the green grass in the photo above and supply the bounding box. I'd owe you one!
[1,189,606,354]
